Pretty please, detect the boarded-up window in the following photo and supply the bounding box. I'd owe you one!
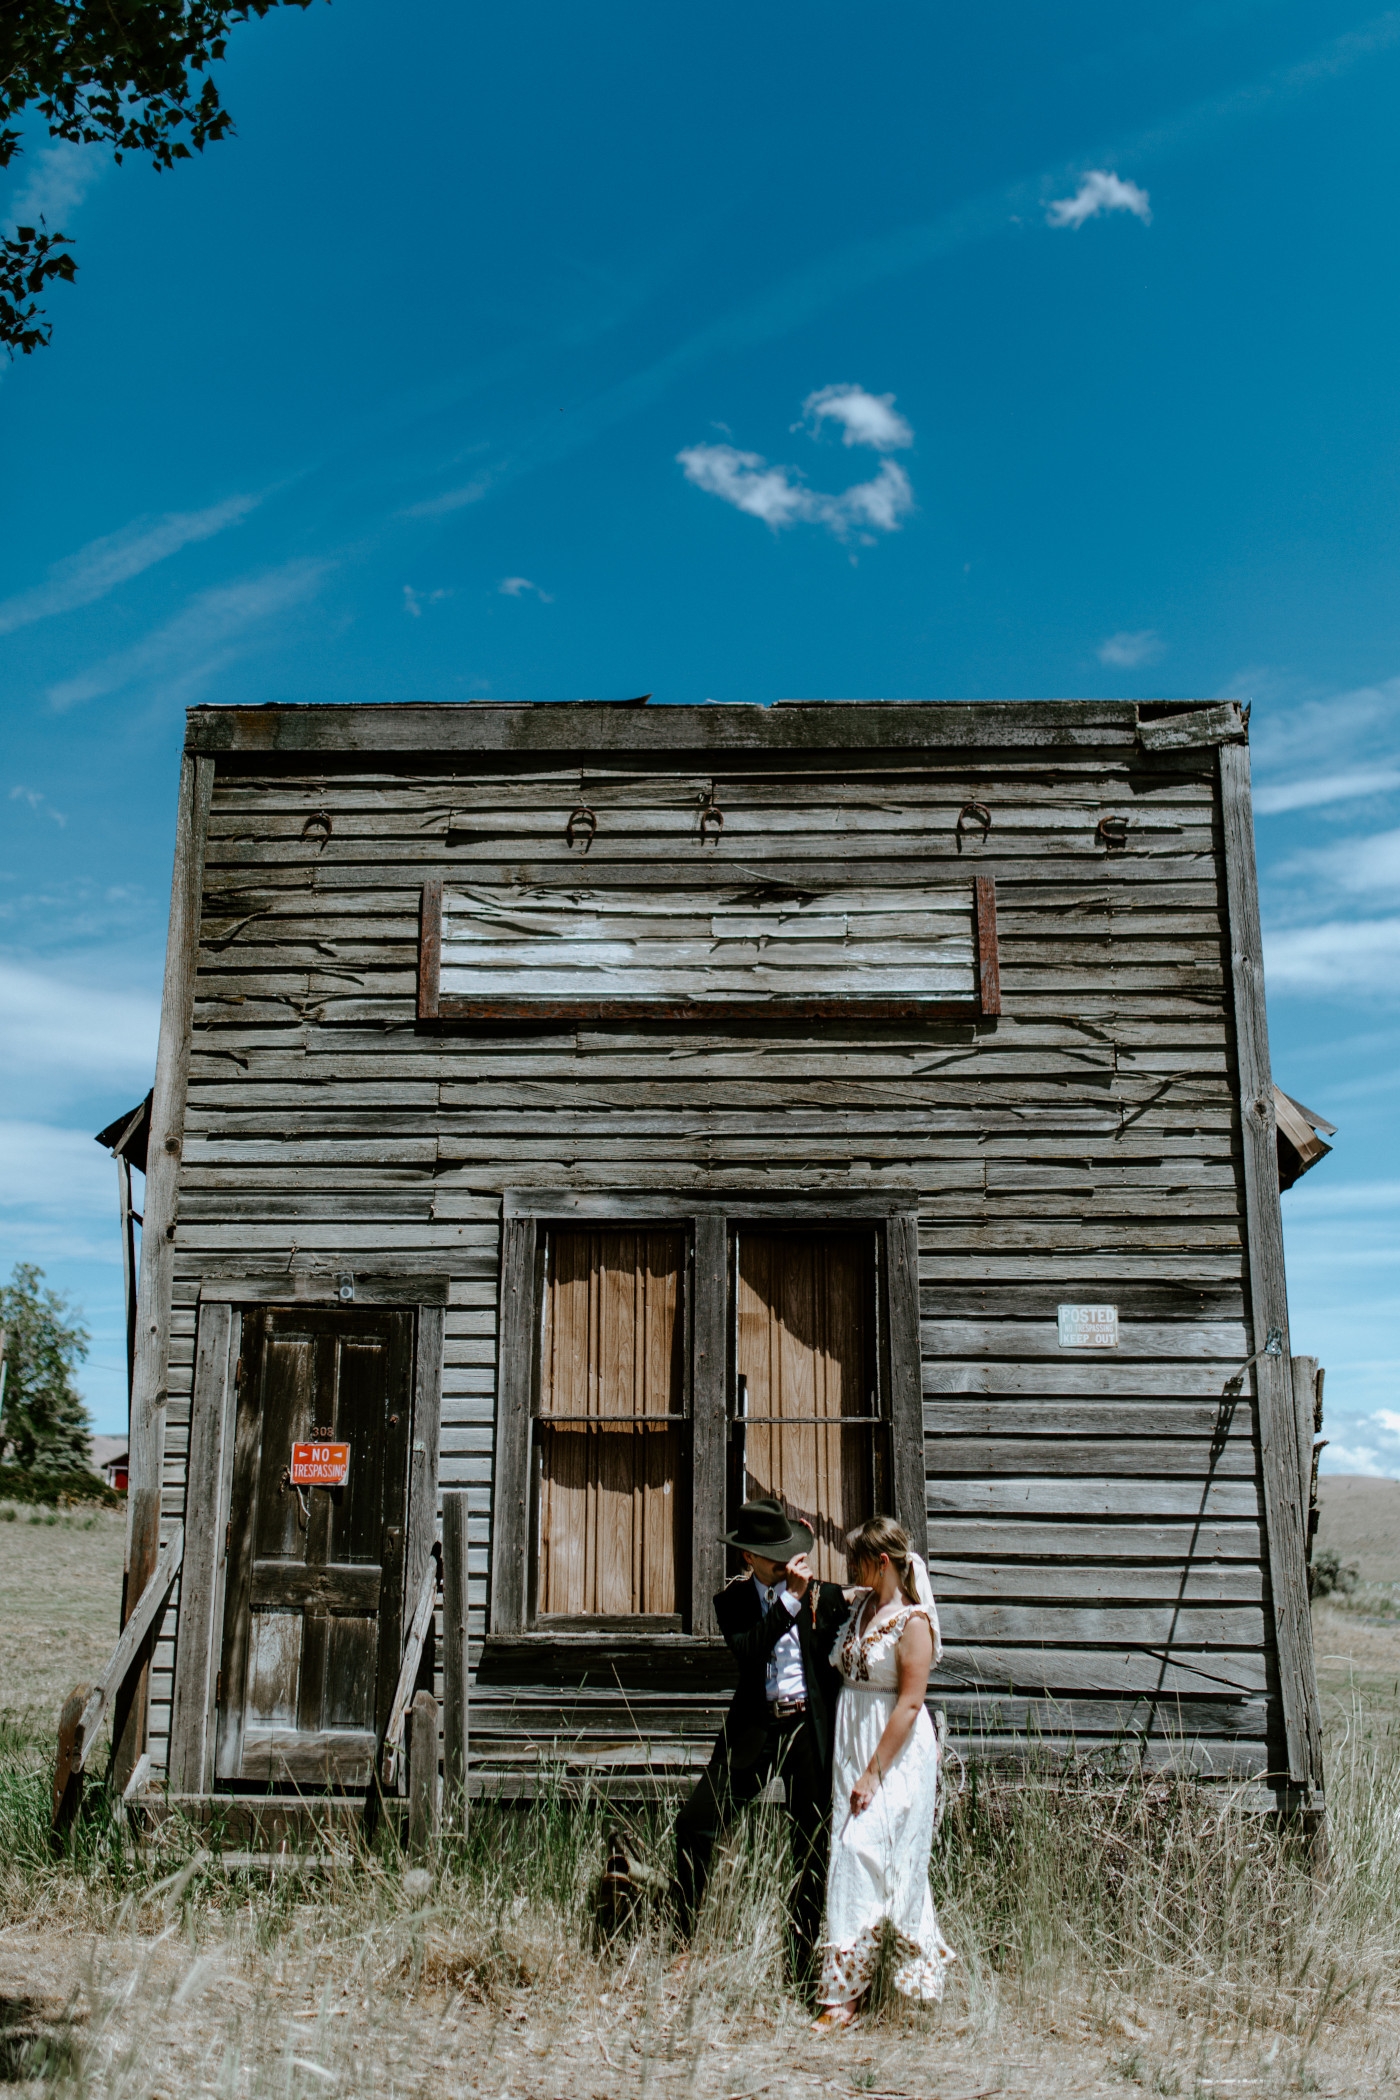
[735,1233,878,1583]
[535,1230,687,1619]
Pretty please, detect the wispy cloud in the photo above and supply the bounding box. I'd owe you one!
[44,557,331,713]
[0,961,159,1086]
[1281,826,1400,898]
[1246,673,1400,772]
[0,494,262,638]
[1097,629,1164,668]
[1047,169,1152,228]
[1263,916,1400,992]
[403,477,491,519]
[801,384,913,452]
[1255,766,1400,815]
[8,785,66,827]
[403,584,449,617]
[1285,1180,1400,1216]
[498,577,554,602]
[0,1120,118,1221]
[5,139,106,229]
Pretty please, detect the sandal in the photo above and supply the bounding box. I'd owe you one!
[811,2004,858,2032]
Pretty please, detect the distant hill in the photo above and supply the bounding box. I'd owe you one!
[1316,1475,1400,1587]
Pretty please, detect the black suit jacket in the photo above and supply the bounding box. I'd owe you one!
[711,1574,851,1776]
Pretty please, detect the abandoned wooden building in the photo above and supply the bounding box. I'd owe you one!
[95,696,1333,1827]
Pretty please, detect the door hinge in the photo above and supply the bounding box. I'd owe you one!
[233,1356,244,1390]
[214,1669,222,1707]
[224,1520,231,1560]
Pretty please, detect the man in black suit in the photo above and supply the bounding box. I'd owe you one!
[671,1495,851,1980]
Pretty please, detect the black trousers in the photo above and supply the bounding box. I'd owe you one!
[672,1712,829,1975]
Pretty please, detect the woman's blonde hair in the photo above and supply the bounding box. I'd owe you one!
[845,1514,920,1606]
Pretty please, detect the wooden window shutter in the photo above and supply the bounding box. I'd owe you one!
[535,1229,688,1620]
[733,1233,880,1584]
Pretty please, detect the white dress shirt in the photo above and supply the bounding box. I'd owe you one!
[754,1575,806,1703]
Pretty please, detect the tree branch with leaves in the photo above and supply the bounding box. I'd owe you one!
[1,0,318,355]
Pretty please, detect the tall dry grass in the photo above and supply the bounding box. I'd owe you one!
[2,1692,1399,2090]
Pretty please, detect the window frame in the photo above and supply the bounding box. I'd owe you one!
[488,1192,924,1643]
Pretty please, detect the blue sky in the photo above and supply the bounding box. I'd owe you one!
[2,0,1397,1467]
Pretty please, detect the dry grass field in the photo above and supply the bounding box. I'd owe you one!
[0,1505,127,1748]
[3,1486,1400,2098]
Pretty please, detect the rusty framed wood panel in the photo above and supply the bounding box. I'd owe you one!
[973,875,1001,1015]
[116,750,216,1791]
[418,877,442,1020]
[166,1301,240,1793]
[186,698,1209,759]
[422,879,1002,1023]
[1219,738,1322,1793]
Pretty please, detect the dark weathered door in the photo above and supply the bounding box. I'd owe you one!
[214,1306,414,1788]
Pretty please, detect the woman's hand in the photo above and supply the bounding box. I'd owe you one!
[850,1767,880,1816]
[784,1551,813,1600]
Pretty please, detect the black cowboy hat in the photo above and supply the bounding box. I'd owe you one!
[720,1495,814,1563]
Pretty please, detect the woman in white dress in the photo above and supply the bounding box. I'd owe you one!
[814,1515,956,2028]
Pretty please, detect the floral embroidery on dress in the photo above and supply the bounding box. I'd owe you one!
[837,1601,932,1683]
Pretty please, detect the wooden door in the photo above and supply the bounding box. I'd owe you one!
[214,1306,414,1788]
[734,1232,878,1583]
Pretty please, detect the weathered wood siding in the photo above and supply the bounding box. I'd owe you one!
[149,720,1285,1788]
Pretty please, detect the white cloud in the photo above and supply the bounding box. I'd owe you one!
[45,557,331,712]
[1097,629,1164,668]
[801,384,913,452]
[678,445,811,529]
[0,1121,117,1220]
[677,446,914,544]
[1255,767,1400,815]
[404,478,490,520]
[1263,916,1400,992]
[1320,1441,1387,1477]
[679,384,917,545]
[0,494,262,638]
[6,139,106,230]
[0,961,159,1086]
[403,585,450,618]
[1047,170,1152,228]
[499,577,554,603]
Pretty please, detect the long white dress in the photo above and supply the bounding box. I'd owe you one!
[818,1596,957,2006]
